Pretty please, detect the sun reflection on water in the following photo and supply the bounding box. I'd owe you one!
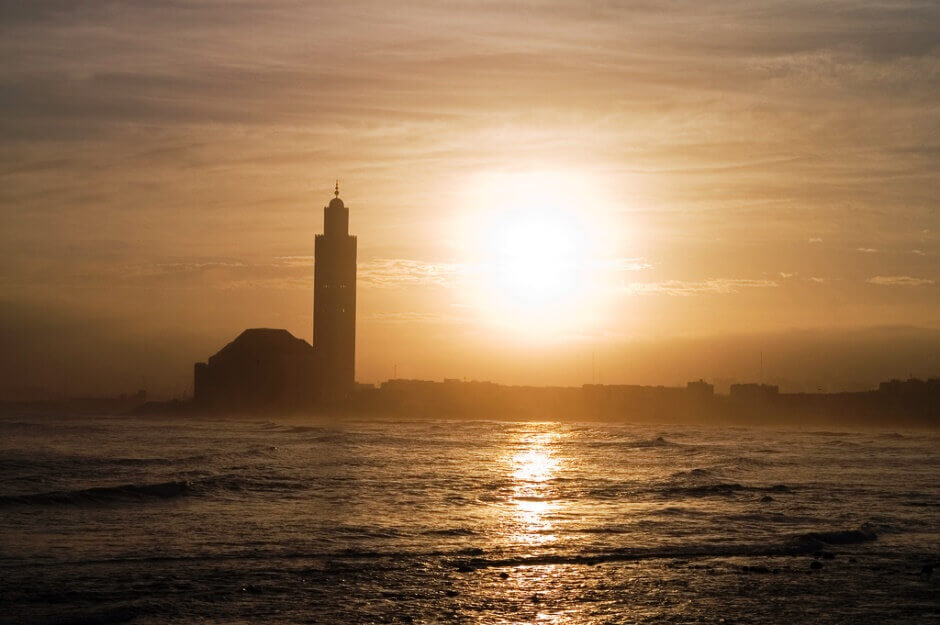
[464,425,593,623]
[513,448,558,483]
[508,428,564,546]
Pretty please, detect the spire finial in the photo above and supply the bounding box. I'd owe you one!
[334,179,339,198]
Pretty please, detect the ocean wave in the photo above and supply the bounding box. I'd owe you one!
[669,467,714,479]
[722,455,771,468]
[586,480,792,500]
[659,483,792,498]
[420,527,477,537]
[18,523,879,572]
[657,506,708,516]
[0,480,196,507]
[447,524,879,571]
[821,439,862,447]
[588,436,682,449]
[633,436,678,448]
[663,482,748,496]
[1,444,281,474]
[0,473,304,508]
[794,524,879,546]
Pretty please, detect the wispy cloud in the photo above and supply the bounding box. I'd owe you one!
[602,257,652,272]
[216,277,311,291]
[625,278,779,296]
[364,311,464,324]
[123,260,313,291]
[357,259,468,288]
[856,247,879,253]
[867,276,935,287]
[273,255,315,266]
[808,238,823,244]
[2,258,316,292]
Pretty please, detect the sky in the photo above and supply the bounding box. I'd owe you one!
[1,0,938,398]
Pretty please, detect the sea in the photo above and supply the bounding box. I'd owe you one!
[0,415,937,624]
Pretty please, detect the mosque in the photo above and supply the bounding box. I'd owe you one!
[193,184,357,411]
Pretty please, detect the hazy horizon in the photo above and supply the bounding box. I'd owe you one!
[2,1,938,399]
[3,294,938,398]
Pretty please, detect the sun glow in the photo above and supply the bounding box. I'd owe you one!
[491,209,584,303]
[457,170,613,338]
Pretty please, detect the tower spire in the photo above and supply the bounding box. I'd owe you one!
[315,176,357,405]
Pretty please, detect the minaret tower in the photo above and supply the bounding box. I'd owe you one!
[314,181,357,402]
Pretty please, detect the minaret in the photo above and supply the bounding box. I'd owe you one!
[314,181,357,403]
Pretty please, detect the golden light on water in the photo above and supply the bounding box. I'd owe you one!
[508,428,564,546]
[513,447,559,483]
[485,427,579,624]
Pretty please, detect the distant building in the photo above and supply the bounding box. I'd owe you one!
[315,182,358,403]
[729,383,779,402]
[194,184,357,411]
[879,378,933,395]
[193,329,315,411]
[686,379,714,400]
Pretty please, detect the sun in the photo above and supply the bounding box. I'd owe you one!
[490,206,584,304]
[457,170,609,338]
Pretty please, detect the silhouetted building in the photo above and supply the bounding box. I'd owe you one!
[194,329,315,411]
[878,378,939,395]
[686,379,714,400]
[193,184,357,411]
[315,182,357,403]
[730,383,779,402]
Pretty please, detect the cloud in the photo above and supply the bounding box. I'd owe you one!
[364,311,463,324]
[357,258,468,288]
[122,257,472,291]
[603,257,652,272]
[808,238,823,243]
[625,278,779,296]
[779,271,795,278]
[128,260,317,291]
[911,249,927,256]
[356,256,651,291]
[867,276,935,286]
[856,247,879,253]
[2,258,316,292]
[273,255,315,266]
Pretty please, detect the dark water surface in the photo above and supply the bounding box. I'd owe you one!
[0,415,937,624]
